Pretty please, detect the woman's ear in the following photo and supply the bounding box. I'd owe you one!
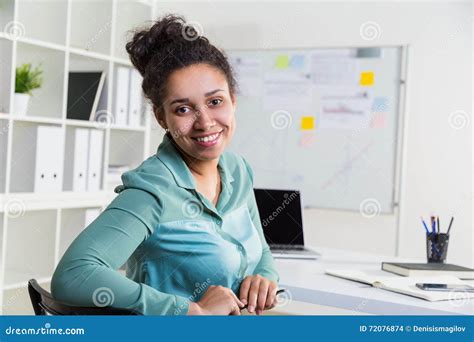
[153,105,168,130]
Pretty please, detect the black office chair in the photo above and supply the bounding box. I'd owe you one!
[28,279,141,315]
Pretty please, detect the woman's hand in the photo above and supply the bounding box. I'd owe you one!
[188,285,245,315]
[239,274,278,315]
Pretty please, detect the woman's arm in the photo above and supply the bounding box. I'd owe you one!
[242,157,280,283]
[51,189,190,315]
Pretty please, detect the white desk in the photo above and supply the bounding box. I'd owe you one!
[271,247,473,315]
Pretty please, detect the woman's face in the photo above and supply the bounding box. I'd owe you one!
[157,63,237,162]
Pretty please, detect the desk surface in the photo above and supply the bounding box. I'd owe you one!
[273,247,474,315]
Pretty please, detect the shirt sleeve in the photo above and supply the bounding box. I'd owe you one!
[50,188,190,315]
[242,158,280,284]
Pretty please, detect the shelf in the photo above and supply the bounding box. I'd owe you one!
[69,0,113,55]
[114,0,152,60]
[4,210,56,287]
[5,114,63,125]
[15,42,66,119]
[0,191,116,213]
[16,0,68,45]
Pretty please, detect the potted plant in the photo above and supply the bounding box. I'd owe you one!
[14,63,43,115]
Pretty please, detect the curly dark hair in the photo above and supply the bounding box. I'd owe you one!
[125,14,237,118]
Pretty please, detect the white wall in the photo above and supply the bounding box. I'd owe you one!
[152,1,473,266]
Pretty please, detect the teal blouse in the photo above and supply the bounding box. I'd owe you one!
[51,133,279,315]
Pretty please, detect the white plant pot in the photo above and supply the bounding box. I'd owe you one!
[13,93,30,116]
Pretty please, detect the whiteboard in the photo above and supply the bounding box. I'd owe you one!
[227,47,404,213]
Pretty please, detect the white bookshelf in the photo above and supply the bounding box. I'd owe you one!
[0,0,163,314]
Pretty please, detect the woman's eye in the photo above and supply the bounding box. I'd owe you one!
[209,98,222,106]
[176,107,190,114]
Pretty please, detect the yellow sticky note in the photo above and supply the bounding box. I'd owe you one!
[301,116,315,130]
[360,71,375,86]
[275,55,290,69]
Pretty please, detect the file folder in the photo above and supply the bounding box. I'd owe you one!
[128,69,143,127]
[34,126,64,193]
[87,129,104,191]
[114,66,130,126]
[64,128,89,192]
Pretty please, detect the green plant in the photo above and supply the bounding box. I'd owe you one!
[15,63,43,95]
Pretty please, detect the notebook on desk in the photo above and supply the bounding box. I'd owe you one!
[381,262,474,279]
[325,269,474,302]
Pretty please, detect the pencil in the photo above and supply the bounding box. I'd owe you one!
[447,216,454,235]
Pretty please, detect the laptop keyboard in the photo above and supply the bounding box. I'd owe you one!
[270,244,306,251]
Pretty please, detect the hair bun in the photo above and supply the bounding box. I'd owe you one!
[125,14,191,76]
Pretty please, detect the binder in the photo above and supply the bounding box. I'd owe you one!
[63,128,90,192]
[128,69,143,127]
[73,128,89,191]
[87,129,104,191]
[114,66,130,126]
[34,126,64,193]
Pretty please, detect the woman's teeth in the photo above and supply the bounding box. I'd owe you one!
[195,132,220,143]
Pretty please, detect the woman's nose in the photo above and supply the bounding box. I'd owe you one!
[193,105,215,130]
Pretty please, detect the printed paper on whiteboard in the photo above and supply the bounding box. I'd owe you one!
[319,86,372,129]
[311,55,358,85]
[263,71,312,111]
[230,56,263,97]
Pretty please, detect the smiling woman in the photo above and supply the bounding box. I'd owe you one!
[50,14,279,316]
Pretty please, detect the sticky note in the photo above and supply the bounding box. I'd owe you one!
[275,55,290,69]
[372,97,388,112]
[359,71,374,86]
[301,116,315,130]
[370,113,386,128]
[290,54,305,69]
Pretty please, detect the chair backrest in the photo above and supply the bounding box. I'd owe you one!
[28,279,141,315]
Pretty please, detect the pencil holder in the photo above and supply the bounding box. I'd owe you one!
[426,233,449,263]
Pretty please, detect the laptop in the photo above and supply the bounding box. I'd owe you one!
[253,188,319,260]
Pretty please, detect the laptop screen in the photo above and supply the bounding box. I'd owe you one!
[253,189,305,246]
